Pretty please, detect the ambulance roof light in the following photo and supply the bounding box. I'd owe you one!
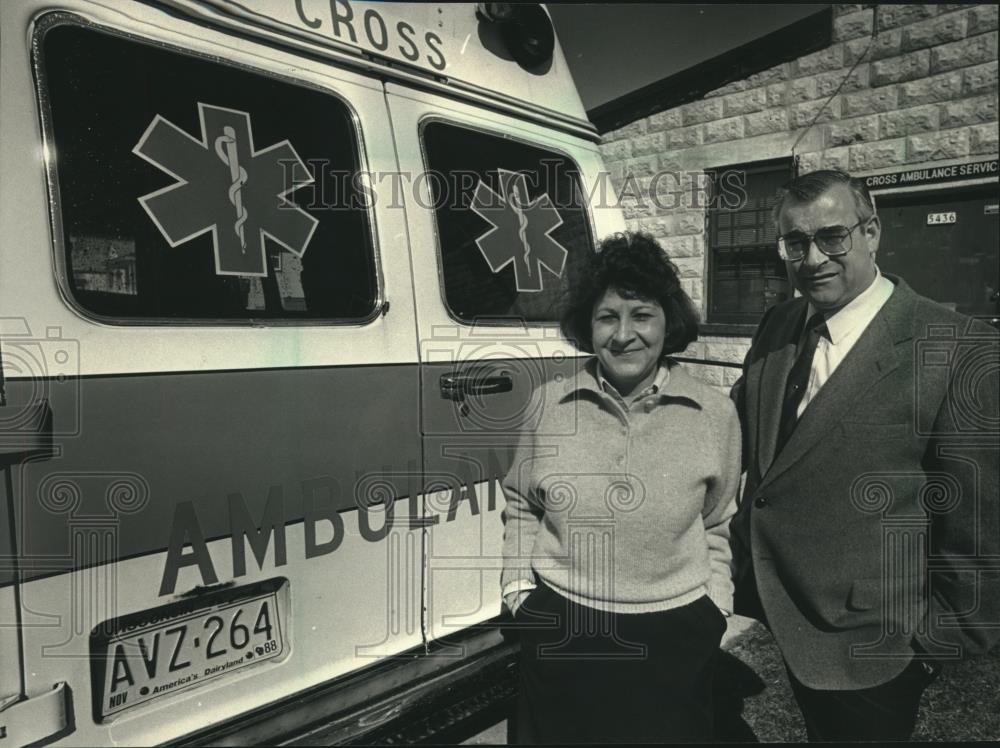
[476,3,555,70]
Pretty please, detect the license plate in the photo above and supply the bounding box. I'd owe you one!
[93,580,287,719]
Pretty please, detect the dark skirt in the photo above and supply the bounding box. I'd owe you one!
[511,581,726,744]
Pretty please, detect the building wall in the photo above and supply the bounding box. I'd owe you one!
[597,3,998,391]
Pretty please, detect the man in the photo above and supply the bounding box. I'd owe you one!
[731,169,999,741]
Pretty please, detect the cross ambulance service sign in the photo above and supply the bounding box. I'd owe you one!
[134,103,318,277]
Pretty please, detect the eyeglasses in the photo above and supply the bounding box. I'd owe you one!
[777,217,872,261]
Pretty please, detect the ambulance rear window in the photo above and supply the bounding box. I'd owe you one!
[422,123,595,323]
[39,24,378,322]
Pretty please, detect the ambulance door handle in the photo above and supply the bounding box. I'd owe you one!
[439,372,513,400]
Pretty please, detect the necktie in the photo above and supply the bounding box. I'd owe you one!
[775,312,828,455]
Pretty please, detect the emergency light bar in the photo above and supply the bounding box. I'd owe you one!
[476,2,555,69]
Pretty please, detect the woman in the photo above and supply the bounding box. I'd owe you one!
[500,232,741,743]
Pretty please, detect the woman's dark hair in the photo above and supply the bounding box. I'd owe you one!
[560,231,700,355]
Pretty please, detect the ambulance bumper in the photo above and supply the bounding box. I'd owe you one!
[168,624,517,746]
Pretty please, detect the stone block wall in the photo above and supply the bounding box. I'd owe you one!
[596,4,998,390]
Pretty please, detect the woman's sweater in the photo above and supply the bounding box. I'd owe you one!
[501,358,742,614]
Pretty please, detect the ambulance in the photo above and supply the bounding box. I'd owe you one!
[0,1,624,744]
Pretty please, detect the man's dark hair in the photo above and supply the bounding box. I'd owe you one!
[560,231,699,355]
[773,169,876,223]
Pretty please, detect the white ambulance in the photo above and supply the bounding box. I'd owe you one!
[0,1,624,744]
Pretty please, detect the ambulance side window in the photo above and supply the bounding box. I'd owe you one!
[422,123,594,323]
[39,24,377,322]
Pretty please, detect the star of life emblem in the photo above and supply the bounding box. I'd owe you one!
[133,103,318,277]
[470,169,568,293]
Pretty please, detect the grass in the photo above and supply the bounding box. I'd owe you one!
[716,622,1000,742]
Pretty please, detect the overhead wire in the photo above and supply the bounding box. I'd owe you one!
[791,5,881,172]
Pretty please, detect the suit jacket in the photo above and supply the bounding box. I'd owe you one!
[731,276,1000,690]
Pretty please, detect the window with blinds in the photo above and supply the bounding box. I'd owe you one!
[706,159,793,325]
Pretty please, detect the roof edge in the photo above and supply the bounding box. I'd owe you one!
[588,6,834,134]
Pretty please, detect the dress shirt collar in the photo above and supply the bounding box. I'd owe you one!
[807,267,895,345]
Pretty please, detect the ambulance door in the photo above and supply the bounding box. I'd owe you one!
[1,3,423,744]
[385,84,625,645]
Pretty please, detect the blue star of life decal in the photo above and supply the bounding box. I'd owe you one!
[470,169,568,293]
[133,103,318,277]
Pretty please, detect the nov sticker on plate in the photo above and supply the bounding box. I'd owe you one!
[91,578,288,720]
